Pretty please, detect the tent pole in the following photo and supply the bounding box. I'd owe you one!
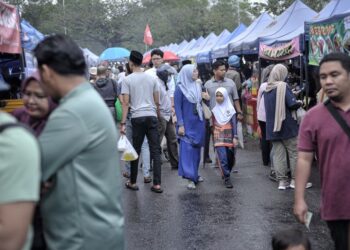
[304,55,310,109]
[258,57,262,86]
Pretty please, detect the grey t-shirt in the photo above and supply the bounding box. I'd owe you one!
[204,77,239,109]
[122,72,159,118]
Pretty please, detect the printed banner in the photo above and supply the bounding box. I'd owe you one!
[259,37,300,61]
[0,2,21,54]
[309,15,350,65]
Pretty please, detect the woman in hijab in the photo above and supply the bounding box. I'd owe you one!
[264,64,311,190]
[257,65,275,178]
[12,71,57,250]
[13,71,57,136]
[212,87,238,188]
[174,64,205,190]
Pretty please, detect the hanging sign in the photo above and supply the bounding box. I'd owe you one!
[309,15,350,65]
[0,2,21,54]
[259,37,300,60]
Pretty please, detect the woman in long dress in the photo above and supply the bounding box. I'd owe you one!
[174,64,205,190]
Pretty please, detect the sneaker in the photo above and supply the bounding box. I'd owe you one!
[198,176,204,182]
[187,181,196,190]
[289,179,313,189]
[269,170,278,182]
[224,177,233,189]
[278,180,290,190]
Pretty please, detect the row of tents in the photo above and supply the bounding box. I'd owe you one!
[156,0,350,66]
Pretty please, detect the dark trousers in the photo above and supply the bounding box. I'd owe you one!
[158,116,179,169]
[131,116,161,185]
[203,119,211,161]
[327,220,350,250]
[216,146,235,178]
[258,120,271,166]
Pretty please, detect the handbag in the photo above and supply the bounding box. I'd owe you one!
[325,100,350,139]
[202,102,212,120]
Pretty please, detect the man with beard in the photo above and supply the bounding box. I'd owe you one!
[34,34,124,250]
[294,53,350,250]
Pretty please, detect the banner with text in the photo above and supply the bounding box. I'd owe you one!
[259,37,300,61]
[0,2,21,54]
[309,15,350,65]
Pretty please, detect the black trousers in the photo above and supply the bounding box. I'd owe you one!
[258,120,272,166]
[203,119,211,161]
[327,220,350,250]
[131,116,161,185]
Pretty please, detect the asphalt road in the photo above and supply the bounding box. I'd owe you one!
[122,138,334,250]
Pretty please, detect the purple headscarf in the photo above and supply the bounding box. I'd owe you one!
[12,71,57,137]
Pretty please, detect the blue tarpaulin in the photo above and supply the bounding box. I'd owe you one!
[20,19,44,51]
[99,47,130,61]
[196,29,231,63]
[184,33,217,58]
[230,1,316,55]
[211,24,247,59]
[178,36,204,58]
[228,13,273,55]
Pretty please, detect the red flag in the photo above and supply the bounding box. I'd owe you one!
[0,2,21,54]
[143,24,153,46]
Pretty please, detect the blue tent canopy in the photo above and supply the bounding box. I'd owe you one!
[196,29,231,63]
[211,24,247,59]
[230,1,316,55]
[228,13,273,55]
[99,47,130,61]
[305,0,350,40]
[259,0,317,46]
[184,33,217,58]
[176,39,196,56]
[179,36,204,58]
[21,19,44,51]
[173,40,188,53]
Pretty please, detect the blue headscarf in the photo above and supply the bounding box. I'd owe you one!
[177,64,203,121]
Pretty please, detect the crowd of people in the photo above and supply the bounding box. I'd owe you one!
[0,33,349,250]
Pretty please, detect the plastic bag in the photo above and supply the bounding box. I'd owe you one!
[117,135,127,151]
[237,121,244,149]
[296,107,307,124]
[121,137,138,161]
[115,99,122,122]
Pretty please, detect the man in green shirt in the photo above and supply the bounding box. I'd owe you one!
[34,34,124,250]
[0,81,40,250]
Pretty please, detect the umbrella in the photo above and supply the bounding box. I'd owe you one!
[99,47,130,61]
[142,51,180,64]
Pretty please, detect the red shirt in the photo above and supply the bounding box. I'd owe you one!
[298,103,350,221]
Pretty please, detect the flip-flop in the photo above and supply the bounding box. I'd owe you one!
[150,186,163,193]
[125,182,139,191]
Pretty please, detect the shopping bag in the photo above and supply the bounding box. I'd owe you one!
[121,137,138,161]
[296,107,307,124]
[237,121,244,149]
[117,135,127,151]
[115,98,122,122]
[202,102,212,120]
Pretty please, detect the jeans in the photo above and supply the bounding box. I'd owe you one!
[131,116,161,185]
[216,146,235,178]
[158,116,178,169]
[272,137,297,180]
[124,117,150,177]
[327,220,350,250]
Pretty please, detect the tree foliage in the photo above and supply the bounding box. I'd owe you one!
[6,0,331,54]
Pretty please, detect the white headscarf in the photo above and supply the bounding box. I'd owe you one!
[212,87,236,126]
[177,64,203,121]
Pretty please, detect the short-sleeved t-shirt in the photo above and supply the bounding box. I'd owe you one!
[264,87,299,141]
[0,112,40,250]
[122,72,159,118]
[225,69,242,90]
[204,77,239,110]
[298,103,350,221]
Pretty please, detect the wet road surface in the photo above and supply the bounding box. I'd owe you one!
[122,139,333,250]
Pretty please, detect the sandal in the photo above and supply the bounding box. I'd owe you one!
[122,172,130,179]
[150,186,163,193]
[144,176,152,183]
[125,182,139,191]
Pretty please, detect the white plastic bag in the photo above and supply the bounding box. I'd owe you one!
[237,121,244,149]
[117,135,127,151]
[121,137,138,161]
[296,107,307,124]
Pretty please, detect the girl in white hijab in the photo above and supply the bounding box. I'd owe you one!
[212,87,238,188]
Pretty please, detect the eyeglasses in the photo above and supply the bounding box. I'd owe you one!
[22,91,47,102]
